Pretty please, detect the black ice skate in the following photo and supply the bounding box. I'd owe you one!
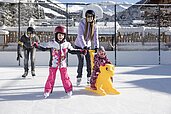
[31,71,36,76]
[22,71,28,78]
[87,77,90,85]
[76,78,81,86]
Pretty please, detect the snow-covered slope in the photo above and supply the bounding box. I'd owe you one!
[99,1,130,14]
[0,0,34,3]
[37,0,132,19]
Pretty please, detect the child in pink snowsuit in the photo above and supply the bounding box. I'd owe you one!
[90,46,111,90]
[36,26,86,98]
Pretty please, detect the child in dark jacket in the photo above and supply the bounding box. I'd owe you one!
[17,27,40,77]
[90,46,111,90]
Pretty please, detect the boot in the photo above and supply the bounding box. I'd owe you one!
[76,78,81,86]
[22,71,28,78]
[87,77,90,85]
[31,71,36,76]
[66,91,73,97]
[44,92,50,98]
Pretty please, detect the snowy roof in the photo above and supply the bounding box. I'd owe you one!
[118,27,145,34]
[161,27,171,35]
[118,26,170,35]
[132,20,145,24]
[144,27,169,34]
[0,30,9,34]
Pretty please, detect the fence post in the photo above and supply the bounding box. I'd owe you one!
[18,1,21,66]
[66,3,69,66]
[114,4,117,66]
[158,4,161,65]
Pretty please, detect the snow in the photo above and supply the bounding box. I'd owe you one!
[132,20,145,24]
[0,65,171,114]
[118,26,145,34]
[99,1,131,14]
[117,26,171,35]
[165,27,171,35]
[48,0,66,10]
[68,5,83,13]
[0,0,34,3]
[0,30,9,34]
[39,5,65,17]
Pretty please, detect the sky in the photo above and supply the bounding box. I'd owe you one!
[58,0,140,4]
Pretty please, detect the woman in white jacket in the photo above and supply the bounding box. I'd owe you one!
[74,10,99,86]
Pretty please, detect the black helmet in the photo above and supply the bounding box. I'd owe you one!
[85,10,95,18]
[27,27,35,34]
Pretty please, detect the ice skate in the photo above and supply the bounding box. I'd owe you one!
[44,92,50,98]
[87,77,90,85]
[62,91,73,99]
[76,78,81,86]
[67,91,72,97]
[22,71,28,78]
[65,91,72,98]
[31,71,36,77]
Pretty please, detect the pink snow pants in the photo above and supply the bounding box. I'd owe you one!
[44,67,72,93]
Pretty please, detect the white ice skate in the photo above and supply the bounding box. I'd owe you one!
[62,91,73,99]
[44,92,50,98]
[66,91,72,98]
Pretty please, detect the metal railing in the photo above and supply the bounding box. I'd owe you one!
[1,1,171,65]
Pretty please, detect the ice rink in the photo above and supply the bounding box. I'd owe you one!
[0,65,171,114]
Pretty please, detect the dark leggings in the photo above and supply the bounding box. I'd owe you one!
[23,48,36,72]
[75,45,91,78]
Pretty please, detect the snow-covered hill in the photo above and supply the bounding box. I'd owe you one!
[98,1,131,16]
[0,0,34,3]
[0,0,137,27]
